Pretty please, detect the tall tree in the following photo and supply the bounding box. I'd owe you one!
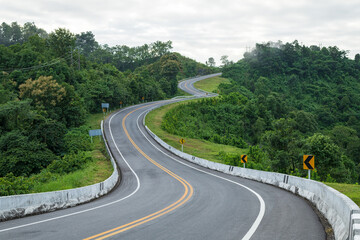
[206,57,216,67]
[220,55,229,67]
[75,31,99,56]
[48,28,76,57]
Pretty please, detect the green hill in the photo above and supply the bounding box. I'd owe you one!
[162,41,360,183]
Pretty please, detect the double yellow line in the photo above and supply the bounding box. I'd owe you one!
[84,105,194,240]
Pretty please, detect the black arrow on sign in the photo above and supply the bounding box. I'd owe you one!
[241,155,247,163]
[304,155,314,169]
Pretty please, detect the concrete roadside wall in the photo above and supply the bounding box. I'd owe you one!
[0,121,119,221]
[145,125,360,240]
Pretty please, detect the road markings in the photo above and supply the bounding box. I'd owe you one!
[0,76,215,235]
[138,109,266,240]
[84,106,194,240]
[0,106,142,234]
[183,80,199,95]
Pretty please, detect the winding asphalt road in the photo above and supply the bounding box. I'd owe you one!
[0,74,326,239]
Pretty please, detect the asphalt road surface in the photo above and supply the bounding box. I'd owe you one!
[0,74,326,239]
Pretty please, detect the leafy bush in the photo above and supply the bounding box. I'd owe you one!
[64,126,92,153]
[0,131,59,177]
[0,173,33,196]
[48,151,93,174]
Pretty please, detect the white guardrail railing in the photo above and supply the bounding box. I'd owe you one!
[0,120,119,221]
[144,121,360,240]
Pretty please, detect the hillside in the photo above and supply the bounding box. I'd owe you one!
[0,22,214,195]
[162,41,360,183]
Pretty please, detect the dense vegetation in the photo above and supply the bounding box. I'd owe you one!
[163,41,360,183]
[0,22,213,195]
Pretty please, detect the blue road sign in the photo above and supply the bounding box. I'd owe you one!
[89,129,102,137]
[101,103,109,109]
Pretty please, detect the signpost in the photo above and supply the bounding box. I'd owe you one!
[142,96,145,103]
[89,129,102,143]
[179,138,185,152]
[303,155,315,179]
[241,155,247,168]
[120,101,123,108]
[101,103,109,118]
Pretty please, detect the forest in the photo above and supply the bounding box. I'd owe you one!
[162,41,360,183]
[0,22,213,195]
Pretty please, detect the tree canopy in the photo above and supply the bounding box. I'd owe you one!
[0,21,214,189]
[163,41,360,183]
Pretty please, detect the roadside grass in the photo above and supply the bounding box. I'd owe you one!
[145,100,248,164]
[193,76,230,92]
[148,76,360,208]
[31,113,113,193]
[325,182,360,207]
[147,98,360,208]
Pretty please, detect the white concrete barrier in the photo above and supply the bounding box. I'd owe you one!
[0,121,119,221]
[145,125,360,240]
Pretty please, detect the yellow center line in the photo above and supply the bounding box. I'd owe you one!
[84,105,194,240]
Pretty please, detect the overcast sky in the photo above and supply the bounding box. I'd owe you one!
[1,0,360,64]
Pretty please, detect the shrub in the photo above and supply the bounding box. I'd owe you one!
[64,126,92,153]
[48,151,93,174]
[0,173,33,196]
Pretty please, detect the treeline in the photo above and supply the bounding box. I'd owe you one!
[163,41,360,183]
[0,21,213,195]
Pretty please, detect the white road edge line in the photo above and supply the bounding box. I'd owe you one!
[0,106,141,233]
[137,108,266,240]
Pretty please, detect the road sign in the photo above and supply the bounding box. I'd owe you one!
[303,155,315,170]
[89,129,102,143]
[89,129,102,137]
[120,101,123,105]
[179,138,185,144]
[142,96,144,100]
[101,103,109,109]
[241,155,247,163]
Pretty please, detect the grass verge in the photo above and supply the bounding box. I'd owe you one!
[148,76,360,207]
[325,182,360,207]
[193,76,230,92]
[145,99,248,164]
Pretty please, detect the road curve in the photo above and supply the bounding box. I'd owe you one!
[0,74,326,239]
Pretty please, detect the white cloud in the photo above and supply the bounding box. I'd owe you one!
[1,0,360,64]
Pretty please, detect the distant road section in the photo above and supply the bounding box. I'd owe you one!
[0,74,325,240]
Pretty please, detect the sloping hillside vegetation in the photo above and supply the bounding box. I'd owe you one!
[0,22,213,195]
[162,41,360,183]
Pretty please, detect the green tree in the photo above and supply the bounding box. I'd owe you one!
[0,131,58,177]
[150,40,172,57]
[64,126,92,153]
[261,118,301,172]
[0,100,36,132]
[0,22,22,46]
[48,28,76,57]
[206,57,216,67]
[30,119,67,155]
[19,76,66,109]
[22,22,48,40]
[159,54,181,96]
[304,133,351,182]
[330,125,360,163]
[75,31,99,56]
[220,55,230,67]
[288,111,318,134]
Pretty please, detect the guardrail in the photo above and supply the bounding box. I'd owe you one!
[0,120,119,221]
[145,124,360,240]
